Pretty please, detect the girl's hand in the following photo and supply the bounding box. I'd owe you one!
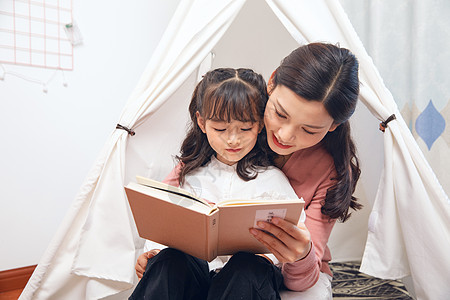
[135,249,160,279]
[249,217,311,263]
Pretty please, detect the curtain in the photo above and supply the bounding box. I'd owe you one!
[339,0,450,199]
[334,1,450,299]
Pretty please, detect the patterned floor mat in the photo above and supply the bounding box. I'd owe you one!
[329,262,413,299]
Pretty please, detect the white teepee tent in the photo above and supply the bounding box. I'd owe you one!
[20,0,450,299]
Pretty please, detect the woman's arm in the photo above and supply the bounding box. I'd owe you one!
[250,212,335,291]
[282,206,336,291]
[251,152,337,291]
[250,217,316,291]
[280,166,337,290]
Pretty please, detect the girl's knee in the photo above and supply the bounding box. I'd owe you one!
[157,248,185,260]
[226,252,274,275]
[153,248,209,274]
[148,248,190,270]
[230,252,271,266]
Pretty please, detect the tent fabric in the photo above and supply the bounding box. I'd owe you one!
[20,1,247,299]
[20,0,450,299]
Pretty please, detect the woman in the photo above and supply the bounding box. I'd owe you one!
[249,42,361,298]
[134,42,361,300]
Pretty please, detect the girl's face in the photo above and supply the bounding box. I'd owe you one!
[196,112,260,166]
[264,85,338,155]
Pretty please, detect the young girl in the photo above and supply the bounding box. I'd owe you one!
[130,68,303,300]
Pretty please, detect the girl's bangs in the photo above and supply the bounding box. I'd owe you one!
[202,83,261,123]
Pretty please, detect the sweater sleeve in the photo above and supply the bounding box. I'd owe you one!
[162,163,182,186]
[281,145,337,291]
[143,164,182,250]
[281,175,336,291]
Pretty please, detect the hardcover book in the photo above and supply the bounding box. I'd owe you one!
[126,176,304,261]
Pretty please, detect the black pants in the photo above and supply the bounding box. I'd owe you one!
[129,248,284,300]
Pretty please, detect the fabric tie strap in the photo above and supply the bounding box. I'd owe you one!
[116,124,135,136]
[379,114,396,132]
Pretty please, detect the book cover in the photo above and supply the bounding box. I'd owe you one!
[125,176,304,261]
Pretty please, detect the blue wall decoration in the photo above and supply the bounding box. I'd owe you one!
[415,100,446,150]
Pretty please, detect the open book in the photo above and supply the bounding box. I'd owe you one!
[125,176,304,261]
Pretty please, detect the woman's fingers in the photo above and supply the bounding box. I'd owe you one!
[270,217,307,240]
[269,217,310,246]
[251,229,288,259]
[249,217,311,263]
[250,227,292,262]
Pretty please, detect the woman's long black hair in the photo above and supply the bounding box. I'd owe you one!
[272,43,362,222]
[177,68,272,185]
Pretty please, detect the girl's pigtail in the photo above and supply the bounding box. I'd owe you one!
[177,73,215,185]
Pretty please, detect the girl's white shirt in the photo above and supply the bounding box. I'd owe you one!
[144,155,305,270]
[183,155,299,204]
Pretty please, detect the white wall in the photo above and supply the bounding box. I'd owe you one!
[0,0,180,271]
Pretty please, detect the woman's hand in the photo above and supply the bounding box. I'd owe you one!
[249,217,311,263]
[135,249,160,279]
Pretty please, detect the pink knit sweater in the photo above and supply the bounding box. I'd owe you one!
[280,142,337,291]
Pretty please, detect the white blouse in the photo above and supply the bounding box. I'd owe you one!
[183,155,299,204]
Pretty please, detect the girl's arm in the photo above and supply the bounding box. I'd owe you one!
[135,249,160,279]
[162,163,182,186]
[134,163,182,278]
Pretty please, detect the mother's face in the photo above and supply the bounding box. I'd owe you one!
[264,85,338,155]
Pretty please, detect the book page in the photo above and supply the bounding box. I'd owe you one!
[216,201,304,256]
[217,197,304,207]
[136,175,211,206]
[127,182,214,215]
